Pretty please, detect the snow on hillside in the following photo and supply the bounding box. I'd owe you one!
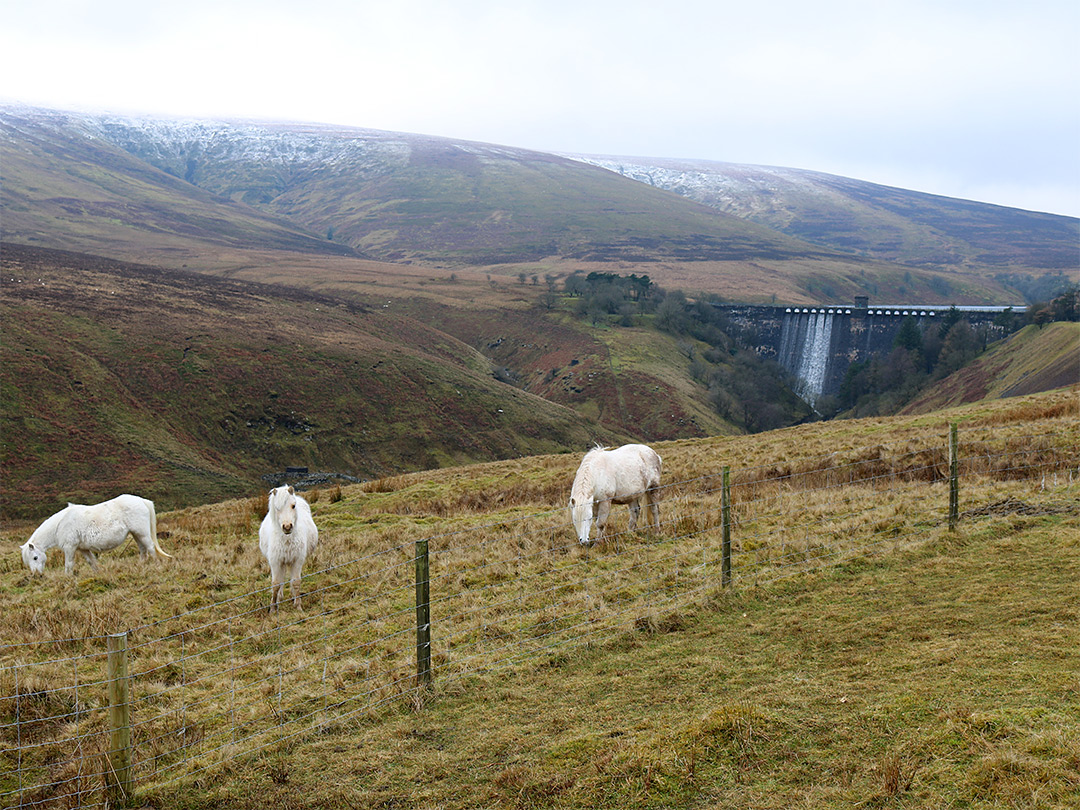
[561,154,850,219]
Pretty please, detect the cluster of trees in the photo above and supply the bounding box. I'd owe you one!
[823,310,990,417]
[1027,285,1079,325]
[557,273,810,433]
[556,272,657,325]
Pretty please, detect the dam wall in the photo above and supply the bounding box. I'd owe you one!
[714,301,1019,404]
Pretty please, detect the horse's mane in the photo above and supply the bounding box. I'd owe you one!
[572,444,609,498]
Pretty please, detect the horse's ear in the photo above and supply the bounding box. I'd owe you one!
[26,542,35,550]
[287,485,295,495]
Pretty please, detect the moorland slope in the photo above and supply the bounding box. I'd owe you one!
[2,244,741,519]
[2,388,1077,809]
[572,155,1079,274]
[5,103,1070,305]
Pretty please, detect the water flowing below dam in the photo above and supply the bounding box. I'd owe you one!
[778,309,837,404]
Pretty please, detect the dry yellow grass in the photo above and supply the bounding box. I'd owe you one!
[1,386,1077,807]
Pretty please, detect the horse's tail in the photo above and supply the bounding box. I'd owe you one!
[148,500,174,560]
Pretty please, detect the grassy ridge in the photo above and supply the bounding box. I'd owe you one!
[582,156,1080,273]
[0,113,357,258]
[271,145,828,266]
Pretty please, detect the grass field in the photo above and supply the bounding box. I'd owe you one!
[162,510,1078,810]
[1,387,1077,809]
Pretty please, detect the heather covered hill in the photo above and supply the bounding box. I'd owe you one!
[67,112,841,266]
[0,245,638,519]
[2,245,755,520]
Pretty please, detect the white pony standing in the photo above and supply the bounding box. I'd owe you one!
[569,443,663,545]
[259,485,319,611]
[20,494,172,575]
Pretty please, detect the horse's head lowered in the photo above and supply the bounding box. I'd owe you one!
[268,486,299,535]
[568,483,595,545]
[20,541,46,574]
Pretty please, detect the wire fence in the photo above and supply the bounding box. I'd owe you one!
[2,425,1077,808]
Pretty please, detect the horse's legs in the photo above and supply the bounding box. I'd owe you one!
[82,549,101,572]
[269,562,285,613]
[131,522,162,560]
[595,500,612,542]
[627,499,640,531]
[646,488,661,531]
[290,561,304,608]
[64,548,78,575]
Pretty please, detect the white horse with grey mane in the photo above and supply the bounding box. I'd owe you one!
[259,485,319,611]
[20,494,172,575]
[569,443,663,545]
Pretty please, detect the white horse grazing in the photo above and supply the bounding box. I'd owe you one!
[259,485,319,610]
[20,494,172,575]
[569,443,663,545]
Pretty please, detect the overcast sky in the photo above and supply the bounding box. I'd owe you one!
[3,0,1078,217]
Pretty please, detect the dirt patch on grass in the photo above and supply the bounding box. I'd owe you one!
[962,496,1079,518]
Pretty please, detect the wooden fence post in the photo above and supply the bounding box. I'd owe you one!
[415,537,432,688]
[721,466,732,587]
[949,422,959,532]
[106,632,133,805]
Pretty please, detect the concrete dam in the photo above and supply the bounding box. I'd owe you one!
[713,298,1019,405]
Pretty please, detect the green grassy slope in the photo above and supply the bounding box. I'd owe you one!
[267,141,834,266]
[81,112,840,267]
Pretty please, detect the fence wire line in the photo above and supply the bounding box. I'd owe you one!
[3,429,1077,807]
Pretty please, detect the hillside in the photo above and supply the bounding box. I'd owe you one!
[571,155,1079,274]
[1,244,748,520]
[0,245,643,519]
[2,103,1076,520]
[0,107,361,260]
[3,103,1065,305]
[900,321,1080,414]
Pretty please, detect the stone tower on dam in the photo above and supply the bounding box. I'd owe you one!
[713,298,1019,405]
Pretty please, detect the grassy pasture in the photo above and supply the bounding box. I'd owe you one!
[1,387,1077,808]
